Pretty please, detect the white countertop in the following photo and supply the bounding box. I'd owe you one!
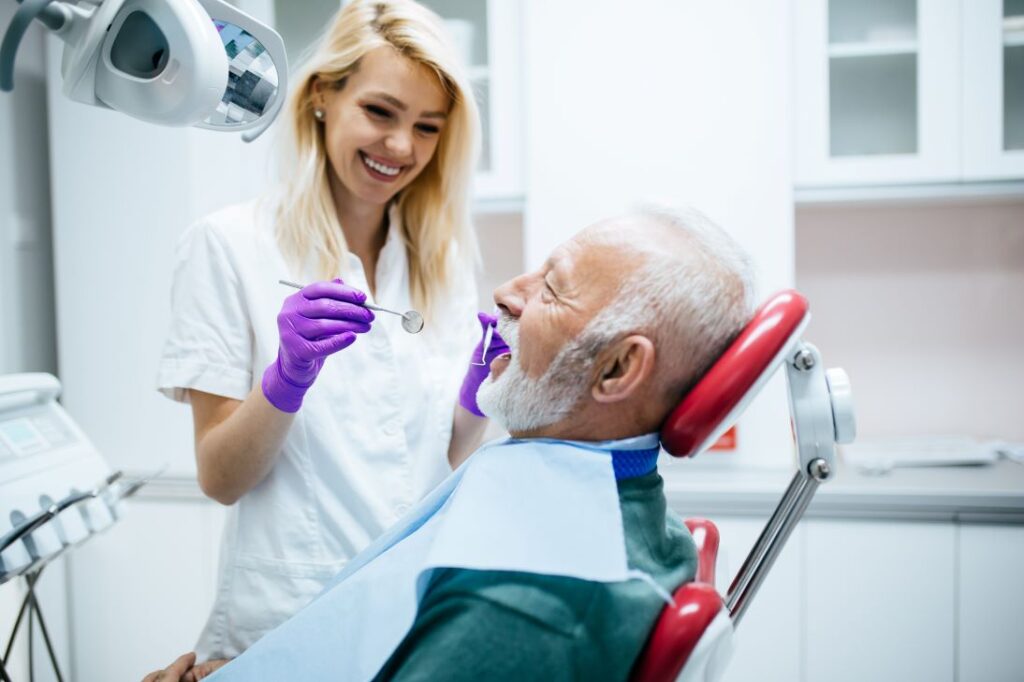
[663,458,1024,523]
[135,458,1024,523]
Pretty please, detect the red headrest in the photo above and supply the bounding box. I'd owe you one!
[660,290,809,458]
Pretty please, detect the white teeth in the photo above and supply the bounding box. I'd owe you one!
[362,153,401,176]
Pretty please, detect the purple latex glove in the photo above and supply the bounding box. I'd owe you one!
[261,279,374,413]
[458,312,510,417]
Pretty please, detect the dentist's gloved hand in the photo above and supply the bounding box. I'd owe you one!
[262,279,374,413]
[458,312,510,417]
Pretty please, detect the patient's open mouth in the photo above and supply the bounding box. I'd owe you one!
[490,353,512,378]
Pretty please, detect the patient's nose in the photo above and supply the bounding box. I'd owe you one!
[493,277,524,318]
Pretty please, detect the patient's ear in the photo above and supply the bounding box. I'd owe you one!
[592,335,655,404]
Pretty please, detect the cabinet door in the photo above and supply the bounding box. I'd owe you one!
[963,0,1024,179]
[795,0,961,186]
[421,0,523,199]
[68,497,226,680]
[958,524,1024,681]
[804,519,955,682]
[666,512,803,682]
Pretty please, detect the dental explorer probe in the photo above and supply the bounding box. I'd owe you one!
[278,280,425,334]
[470,312,497,366]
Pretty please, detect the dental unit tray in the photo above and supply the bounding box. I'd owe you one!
[0,372,153,681]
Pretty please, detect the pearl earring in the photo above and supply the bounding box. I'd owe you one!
[314,108,325,121]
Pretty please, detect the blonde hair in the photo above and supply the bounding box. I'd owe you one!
[274,0,480,320]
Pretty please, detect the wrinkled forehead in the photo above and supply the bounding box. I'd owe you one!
[547,223,648,307]
[579,215,700,269]
[552,228,623,277]
[562,218,654,270]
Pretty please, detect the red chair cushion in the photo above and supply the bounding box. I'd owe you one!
[684,518,720,586]
[630,519,722,681]
[660,290,809,458]
[631,583,725,682]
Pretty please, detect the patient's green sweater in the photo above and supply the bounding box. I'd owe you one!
[374,470,697,682]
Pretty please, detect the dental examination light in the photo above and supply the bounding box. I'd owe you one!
[1,0,287,141]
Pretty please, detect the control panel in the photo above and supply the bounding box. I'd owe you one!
[0,374,120,584]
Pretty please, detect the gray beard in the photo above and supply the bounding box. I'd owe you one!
[476,321,591,433]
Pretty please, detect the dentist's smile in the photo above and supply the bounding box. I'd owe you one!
[359,151,405,182]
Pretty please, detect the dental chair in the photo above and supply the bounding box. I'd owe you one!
[631,290,856,682]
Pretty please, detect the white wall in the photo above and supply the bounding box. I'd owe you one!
[474,210,524,306]
[0,6,56,376]
[0,7,60,680]
[45,41,278,480]
[41,2,278,678]
[796,200,1024,441]
[522,0,796,470]
[67,495,225,680]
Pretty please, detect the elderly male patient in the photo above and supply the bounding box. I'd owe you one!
[146,206,752,682]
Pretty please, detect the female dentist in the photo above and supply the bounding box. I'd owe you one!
[154,0,507,673]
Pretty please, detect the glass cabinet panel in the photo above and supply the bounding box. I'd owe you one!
[420,0,494,173]
[829,0,917,43]
[827,0,919,157]
[829,54,917,156]
[1005,0,1024,150]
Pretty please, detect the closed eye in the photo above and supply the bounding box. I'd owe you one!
[415,122,440,135]
[541,281,557,302]
[364,104,392,119]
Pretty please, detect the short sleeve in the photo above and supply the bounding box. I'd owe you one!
[156,219,254,403]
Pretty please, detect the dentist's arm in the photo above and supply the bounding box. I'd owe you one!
[447,313,509,469]
[192,280,373,505]
[447,406,488,470]
[189,388,293,505]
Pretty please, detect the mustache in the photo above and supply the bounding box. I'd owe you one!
[496,312,518,353]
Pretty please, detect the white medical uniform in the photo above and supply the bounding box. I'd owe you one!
[156,199,479,659]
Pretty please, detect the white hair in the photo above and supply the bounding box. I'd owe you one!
[580,205,756,402]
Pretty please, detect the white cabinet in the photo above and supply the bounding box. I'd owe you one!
[665,505,1024,681]
[957,524,1024,681]
[713,518,802,682]
[963,0,1024,179]
[804,519,956,682]
[68,496,226,680]
[796,0,961,186]
[796,0,1024,187]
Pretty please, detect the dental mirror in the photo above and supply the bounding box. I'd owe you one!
[279,280,424,334]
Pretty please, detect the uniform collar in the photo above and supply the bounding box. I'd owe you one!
[507,433,661,480]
